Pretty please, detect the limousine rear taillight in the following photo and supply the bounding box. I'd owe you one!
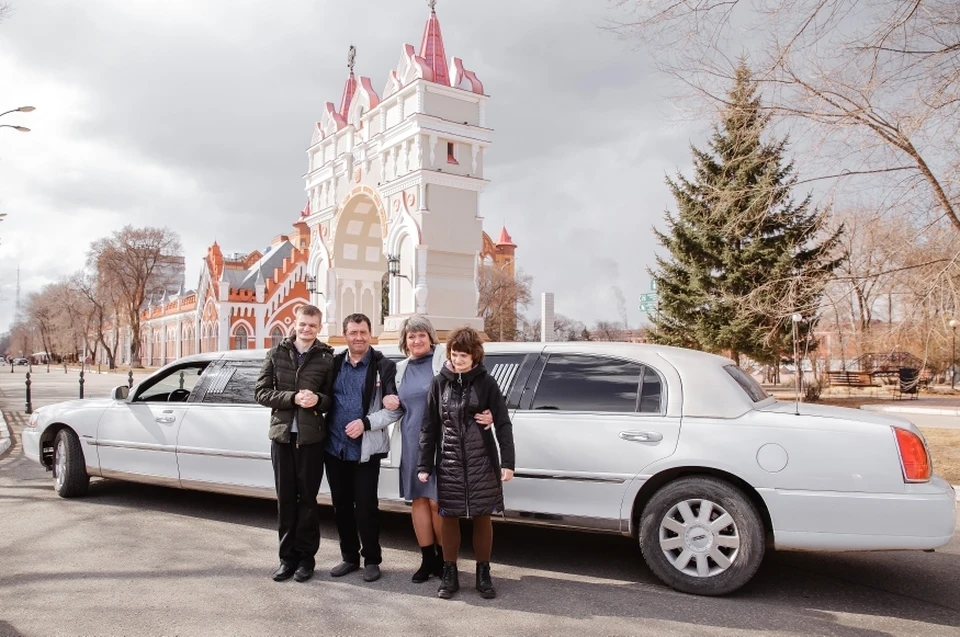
[893,427,931,483]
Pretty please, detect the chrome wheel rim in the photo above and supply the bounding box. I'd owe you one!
[54,438,66,491]
[659,498,741,578]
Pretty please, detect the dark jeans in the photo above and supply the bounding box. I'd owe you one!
[272,434,325,568]
[324,451,384,566]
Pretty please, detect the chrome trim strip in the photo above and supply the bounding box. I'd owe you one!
[179,479,276,500]
[176,447,271,461]
[513,471,628,485]
[100,468,180,488]
[503,510,622,533]
[92,440,177,453]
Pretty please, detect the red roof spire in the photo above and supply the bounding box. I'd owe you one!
[419,1,449,87]
[496,226,516,247]
[339,45,358,117]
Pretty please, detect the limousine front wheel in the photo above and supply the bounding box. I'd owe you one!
[639,476,764,596]
[53,429,89,498]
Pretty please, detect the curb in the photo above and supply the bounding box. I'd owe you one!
[860,404,960,417]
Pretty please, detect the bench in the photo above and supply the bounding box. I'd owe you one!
[825,371,875,387]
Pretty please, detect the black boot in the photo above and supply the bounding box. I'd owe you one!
[437,561,459,599]
[432,545,444,577]
[476,561,496,599]
[412,546,434,583]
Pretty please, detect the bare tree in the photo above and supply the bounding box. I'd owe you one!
[591,320,627,342]
[89,226,183,367]
[610,1,960,233]
[25,287,58,362]
[0,4,12,24]
[72,269,124,369]
[519,313,589,342]
[477,264,533,342]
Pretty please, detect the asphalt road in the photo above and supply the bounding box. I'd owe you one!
[2,370,960,636]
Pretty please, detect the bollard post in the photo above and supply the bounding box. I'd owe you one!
[79,369,85,399]
[25,371,32,414]
[128,370,134,388]
[179,370,185,389]
[64,362,68,374]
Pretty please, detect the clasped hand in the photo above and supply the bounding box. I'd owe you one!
[294,389,318,409]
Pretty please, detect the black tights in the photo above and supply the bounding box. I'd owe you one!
[440,515,493,563]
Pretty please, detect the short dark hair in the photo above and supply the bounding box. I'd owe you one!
[446,326,484,364]
[342,313,372,333]
[296,304,323,320]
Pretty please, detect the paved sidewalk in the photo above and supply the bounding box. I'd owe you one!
[860,397,960,429]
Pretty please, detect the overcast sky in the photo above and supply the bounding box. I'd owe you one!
[0,0,704,333]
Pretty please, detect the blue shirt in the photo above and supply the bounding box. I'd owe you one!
[325,349,371,461]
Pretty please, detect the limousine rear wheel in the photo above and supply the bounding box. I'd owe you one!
[639,476,764,596]
[53,429,89,498]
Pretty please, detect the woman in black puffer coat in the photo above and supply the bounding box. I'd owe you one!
[417,327,515,601]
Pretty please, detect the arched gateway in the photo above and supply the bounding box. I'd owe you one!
[302,3,491,342]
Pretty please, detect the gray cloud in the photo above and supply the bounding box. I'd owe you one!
[0,0,704,332]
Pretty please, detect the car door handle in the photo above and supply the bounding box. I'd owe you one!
[155,410,176,424]
[619,430,663,443]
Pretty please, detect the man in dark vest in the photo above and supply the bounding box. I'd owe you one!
[255,304,334,583]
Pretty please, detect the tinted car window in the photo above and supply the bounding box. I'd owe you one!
[197,360,263,405]
[638,366,664,414]
[531,354,645,412]
[724,365,770,402]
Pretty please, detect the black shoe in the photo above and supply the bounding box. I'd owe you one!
[476,561,496,599]
[437,561,459,599]
[293,563,315,583]
[363,564,381,582]
[412,546,435,583]
[272,562,296,582]
[330,561,360,577]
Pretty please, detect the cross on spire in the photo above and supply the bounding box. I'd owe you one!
[347,45,356,73]
[427,0,437,12]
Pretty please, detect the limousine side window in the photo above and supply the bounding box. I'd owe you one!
[134,362,209,403]
[530,354,649,413]
[194,360,263,405]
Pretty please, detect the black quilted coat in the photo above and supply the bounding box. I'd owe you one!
[418,364,515,518]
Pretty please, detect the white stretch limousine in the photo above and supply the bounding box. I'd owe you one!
[22,342,955,596]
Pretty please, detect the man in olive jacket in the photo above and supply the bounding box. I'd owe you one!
[255,304,335,583]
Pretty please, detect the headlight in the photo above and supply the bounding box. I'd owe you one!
[27,412,39,428]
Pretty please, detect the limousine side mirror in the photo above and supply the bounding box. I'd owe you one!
[111,385,129,401]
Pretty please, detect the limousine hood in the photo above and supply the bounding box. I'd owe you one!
[36,397,115,421]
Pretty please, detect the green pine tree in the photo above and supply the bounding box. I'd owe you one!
[650,61,844,366]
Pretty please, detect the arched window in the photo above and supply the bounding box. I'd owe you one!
[271,326,285,347]
[234,325,248,350]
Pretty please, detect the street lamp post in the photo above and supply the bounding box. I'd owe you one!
[950,319,959,390]
[0,106,35,133]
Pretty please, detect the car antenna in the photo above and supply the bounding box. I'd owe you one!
[792,313,803,416]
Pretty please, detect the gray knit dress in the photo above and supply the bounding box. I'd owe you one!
[398,351,438,501]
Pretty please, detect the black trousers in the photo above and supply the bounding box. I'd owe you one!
[272,434,325,568]
[324,452,384,566]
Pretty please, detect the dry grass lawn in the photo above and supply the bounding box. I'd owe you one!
[919,428,960,485]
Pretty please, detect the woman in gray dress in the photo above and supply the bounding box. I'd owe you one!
[394,315,492,583]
